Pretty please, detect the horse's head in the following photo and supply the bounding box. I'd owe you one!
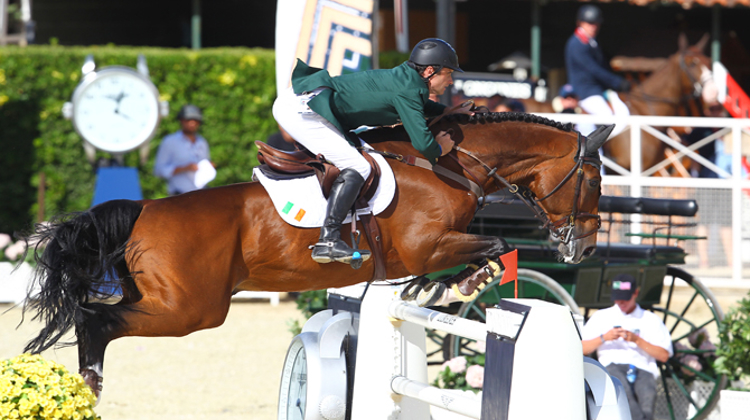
[441,113,609,264]
[675,33,718,106]
[528,124,611,264]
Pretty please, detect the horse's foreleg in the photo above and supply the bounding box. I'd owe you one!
[418,232,511,272]
[400,232,512,305]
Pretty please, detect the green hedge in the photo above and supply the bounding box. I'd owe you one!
[0,46,410,235]
[0,45,277,234]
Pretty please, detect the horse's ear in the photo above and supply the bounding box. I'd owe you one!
[678,33,688,52]
[695,33,710,53]
[586,124,615,152]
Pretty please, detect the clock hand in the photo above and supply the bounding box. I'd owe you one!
[115,109,132,120]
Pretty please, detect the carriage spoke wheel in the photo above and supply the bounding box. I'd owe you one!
[444,269,580,361]
[649,266,725,420]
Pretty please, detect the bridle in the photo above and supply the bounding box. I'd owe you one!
[627,52,712,115]
[451,132,601,245]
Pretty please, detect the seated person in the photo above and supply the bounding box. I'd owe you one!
[581,274,673,420]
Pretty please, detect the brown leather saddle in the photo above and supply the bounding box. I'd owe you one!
[255,140,387,280]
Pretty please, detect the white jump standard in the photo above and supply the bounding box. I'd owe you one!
[278,282,631,420]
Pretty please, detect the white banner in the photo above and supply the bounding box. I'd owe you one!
[275,0,375,94]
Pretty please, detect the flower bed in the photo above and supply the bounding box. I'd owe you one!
[0,354,100,420]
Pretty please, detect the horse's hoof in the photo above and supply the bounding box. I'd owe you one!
[451,283,479,302]
[400,276,429,301]
[416,281,446,307]
[79,368,103,406]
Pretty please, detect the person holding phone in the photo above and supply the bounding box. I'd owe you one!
[580,274,673,420]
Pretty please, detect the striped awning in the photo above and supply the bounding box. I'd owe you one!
[591,0,749,8]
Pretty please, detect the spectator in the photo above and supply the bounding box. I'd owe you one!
[154,104,213,195]
[581,274,673,420]
[684,104,734,268]
[556,84,580,114]
[565,5,631,137]
[492,97,525,113]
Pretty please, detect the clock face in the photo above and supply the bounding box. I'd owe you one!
[72,67,160,153]
[279,338,309,420]
[287,345,308,420]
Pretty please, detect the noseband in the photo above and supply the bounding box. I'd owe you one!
[454,132,601,245]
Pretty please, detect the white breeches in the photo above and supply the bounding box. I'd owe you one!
[578,93,630,138]
[272,87,371,180]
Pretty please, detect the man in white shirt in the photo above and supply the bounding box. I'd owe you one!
[581,274,673,420]
[154,104,213,195]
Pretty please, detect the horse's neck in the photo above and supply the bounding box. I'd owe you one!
[634,60,683,115]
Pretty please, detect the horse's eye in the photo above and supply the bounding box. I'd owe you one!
[589,179,599,188]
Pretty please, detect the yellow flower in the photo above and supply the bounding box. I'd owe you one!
[218,70,237,86]
[0,354,100,420]
[240,55,258,68]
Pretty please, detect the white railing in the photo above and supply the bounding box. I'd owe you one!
[535,113,750,283]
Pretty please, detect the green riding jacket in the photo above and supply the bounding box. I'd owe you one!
[290,59,447,164]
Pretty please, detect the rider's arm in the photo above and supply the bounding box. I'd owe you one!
[424,99,447,118]
[394,95,442,164]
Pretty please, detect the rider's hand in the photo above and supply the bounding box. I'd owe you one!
[435,130,455,156]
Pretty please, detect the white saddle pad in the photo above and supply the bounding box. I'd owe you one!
[253,145,396,228]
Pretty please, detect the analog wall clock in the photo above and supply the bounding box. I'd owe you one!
[63,55,168,154]
[278,310,356,420]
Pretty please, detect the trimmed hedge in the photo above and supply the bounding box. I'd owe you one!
[0,45,276,234]
[0,46,411,235]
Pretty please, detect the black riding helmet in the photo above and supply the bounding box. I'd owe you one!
[408,38,464,75]
[577,4,603,24]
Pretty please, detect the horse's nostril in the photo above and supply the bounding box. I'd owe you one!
[582,246,596,258]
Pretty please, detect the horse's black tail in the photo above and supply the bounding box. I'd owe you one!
[22,199,144,354]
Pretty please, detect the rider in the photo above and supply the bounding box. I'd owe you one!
[565,4,631,137]
[273,38,472,265]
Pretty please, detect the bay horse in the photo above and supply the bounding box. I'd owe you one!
[523,34,717,173]
[21,112,608,401]
[604,33,717,172]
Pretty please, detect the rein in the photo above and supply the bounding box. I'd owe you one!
[375,132,601,245]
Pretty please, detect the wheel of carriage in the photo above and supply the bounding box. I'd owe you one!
[443,268,580,362]
[648,266,726,420]
[441,266,725,420]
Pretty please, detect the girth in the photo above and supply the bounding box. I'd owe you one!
[255,140,387,281]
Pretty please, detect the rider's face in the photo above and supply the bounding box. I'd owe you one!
[427,67,455,97]
[579,21,600,38]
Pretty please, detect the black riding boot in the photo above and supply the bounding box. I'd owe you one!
[311,168,372,264]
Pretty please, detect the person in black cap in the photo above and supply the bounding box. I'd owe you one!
[564,4,631,137]
[154,104,214,195]
[580,274,673,420]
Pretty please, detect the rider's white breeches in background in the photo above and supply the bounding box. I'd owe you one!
[578,93,630,138]
[272,87,371,180]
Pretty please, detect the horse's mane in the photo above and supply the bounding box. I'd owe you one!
[360,111,573,144]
